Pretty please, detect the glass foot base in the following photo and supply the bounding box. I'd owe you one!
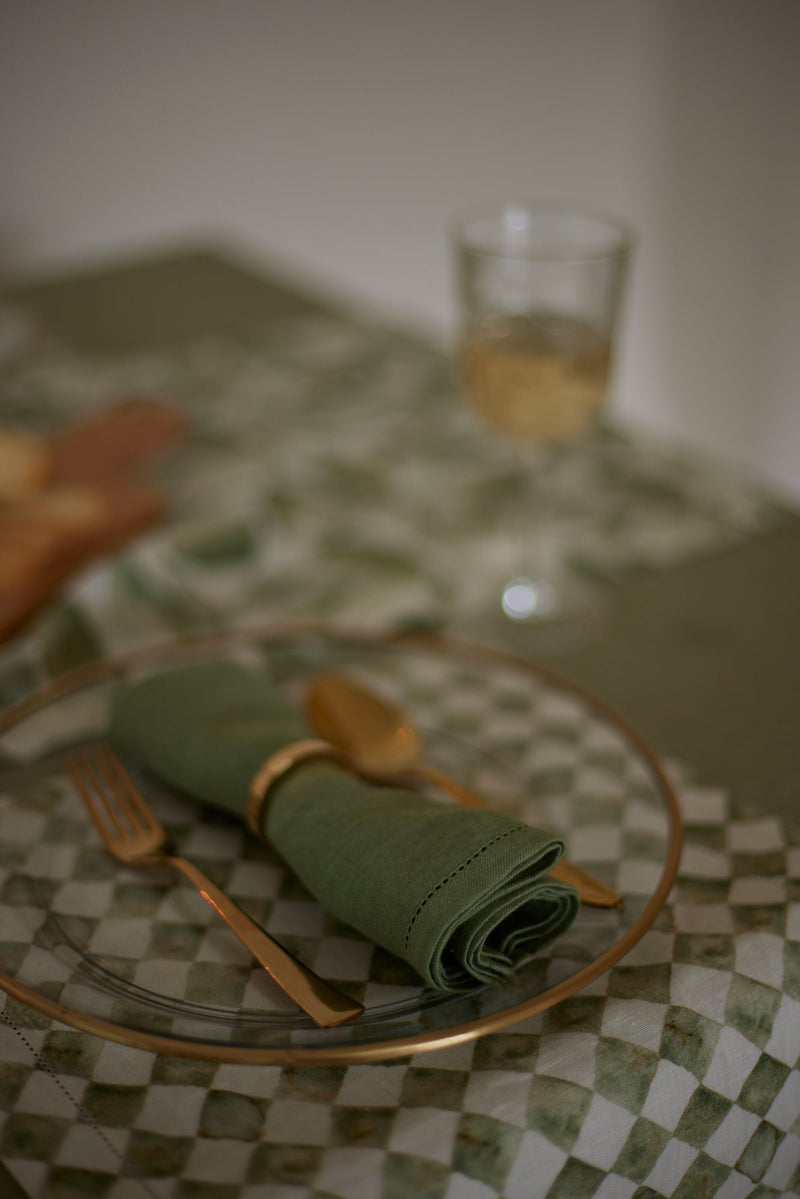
[465,571,611,658]
[501,576,561,621]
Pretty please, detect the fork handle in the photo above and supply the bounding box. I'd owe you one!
[168,855,364,1027]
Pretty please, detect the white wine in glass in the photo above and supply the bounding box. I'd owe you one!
[462,311,612,443]
[453,201,633,627]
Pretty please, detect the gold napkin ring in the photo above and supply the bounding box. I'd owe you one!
[246,738,346,837]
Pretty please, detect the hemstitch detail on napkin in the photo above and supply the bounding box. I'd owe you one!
[403,825,528,950]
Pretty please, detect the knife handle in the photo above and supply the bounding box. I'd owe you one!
[170,854,364,1027]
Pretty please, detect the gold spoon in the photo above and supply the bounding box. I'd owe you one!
[304,671,622,909]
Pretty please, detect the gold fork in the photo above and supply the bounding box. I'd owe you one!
[68,744,364,1028]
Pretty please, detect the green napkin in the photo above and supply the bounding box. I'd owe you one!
[109,660,579,991]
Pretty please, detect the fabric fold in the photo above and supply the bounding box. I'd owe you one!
[109,660,579,990]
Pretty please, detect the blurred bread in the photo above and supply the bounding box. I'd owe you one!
[0,428,50,498]
[49,397,187,483]
[0,481,164,641]
[0,397,184,642]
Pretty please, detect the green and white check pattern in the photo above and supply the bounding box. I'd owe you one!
[2,767,800,1197]
[0,313,798,1197]
[0,309,779,652]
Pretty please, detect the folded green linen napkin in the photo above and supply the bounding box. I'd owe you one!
[109,660,579,991]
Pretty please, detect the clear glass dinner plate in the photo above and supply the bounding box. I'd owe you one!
[0,623,682,1063]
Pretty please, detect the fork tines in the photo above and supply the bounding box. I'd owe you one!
[69,743,159,845]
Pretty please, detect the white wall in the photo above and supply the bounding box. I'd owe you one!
[1,0,797,499]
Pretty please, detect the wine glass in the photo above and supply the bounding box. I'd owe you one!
[451,199,633,629]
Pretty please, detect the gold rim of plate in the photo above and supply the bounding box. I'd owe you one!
[0,620,683,1064]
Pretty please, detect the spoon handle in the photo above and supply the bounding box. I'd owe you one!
[414,762,485,807]
[413,764,623,909]
[547,860,623,909]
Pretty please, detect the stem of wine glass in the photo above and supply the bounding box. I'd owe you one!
[501,438,571,622]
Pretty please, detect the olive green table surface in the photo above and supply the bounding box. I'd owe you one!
[0,245,799,1199]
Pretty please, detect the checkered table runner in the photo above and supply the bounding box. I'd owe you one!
[1,312,798,1197]
[0,308,779,652]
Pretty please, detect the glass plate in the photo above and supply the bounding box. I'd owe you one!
[0,623,681,1063]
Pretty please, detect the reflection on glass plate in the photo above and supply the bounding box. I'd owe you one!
[0,624,681,1063]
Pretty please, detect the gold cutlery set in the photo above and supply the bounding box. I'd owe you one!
[71,674,622,1028]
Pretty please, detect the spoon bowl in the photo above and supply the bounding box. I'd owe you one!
[305,672,424,777]
[304,672,485,804]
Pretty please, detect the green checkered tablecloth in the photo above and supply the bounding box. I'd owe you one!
[1,309,798,1198]
[0,310,776,654]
